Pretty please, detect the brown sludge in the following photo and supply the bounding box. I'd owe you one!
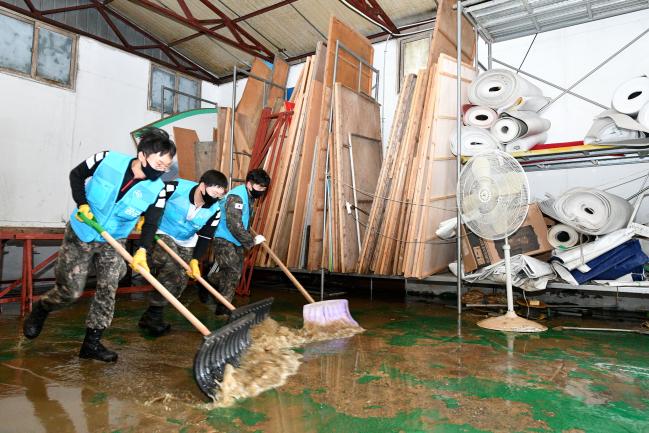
[209,319,364,407]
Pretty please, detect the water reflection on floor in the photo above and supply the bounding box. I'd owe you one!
[1,286,649,433]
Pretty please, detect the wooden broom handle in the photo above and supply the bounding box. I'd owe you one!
[251,230,316,304]
[156,238,236,311]
[99,232,211,336]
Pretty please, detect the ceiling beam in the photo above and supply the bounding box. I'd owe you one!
[133,0,275,61]
[169,0,298,47]
[342,0,399,34]
[0,1,218,82]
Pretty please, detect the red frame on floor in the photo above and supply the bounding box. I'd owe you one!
[0,229,152,316]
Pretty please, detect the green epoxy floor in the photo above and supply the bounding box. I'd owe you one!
[1,286,649,433]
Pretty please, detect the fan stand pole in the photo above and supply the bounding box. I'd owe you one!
[477,237,547,333]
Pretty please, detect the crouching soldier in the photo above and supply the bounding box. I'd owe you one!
[206,169,270,315]
[23,128,175,362]
[138,170,227,336]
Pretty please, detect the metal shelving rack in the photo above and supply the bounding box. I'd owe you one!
[453,0,649,312]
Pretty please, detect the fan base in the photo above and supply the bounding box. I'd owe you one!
[477,311,547,333]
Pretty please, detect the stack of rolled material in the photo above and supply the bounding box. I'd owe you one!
[455,69,552,154]
[584,76,649,144]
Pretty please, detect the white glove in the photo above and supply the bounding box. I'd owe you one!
[253,234,266,245]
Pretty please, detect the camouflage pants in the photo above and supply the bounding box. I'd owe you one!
[148,234,193,307]
[207,238,244,302]
[40,222,127,330]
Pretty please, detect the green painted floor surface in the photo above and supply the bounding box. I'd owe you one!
[1,287,649,433]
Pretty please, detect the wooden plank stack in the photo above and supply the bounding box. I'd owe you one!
[355,0,476,278]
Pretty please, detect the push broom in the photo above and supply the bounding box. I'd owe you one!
[79,213,255,400]
[252,230,359,328]
[155,236,273,325]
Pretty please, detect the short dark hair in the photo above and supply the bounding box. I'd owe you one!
[246,168,270,187]
[137,127,176,158]
[200,170,227,188]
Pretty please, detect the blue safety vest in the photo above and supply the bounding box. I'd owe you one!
[70,152,164,242]
[158,179,220,241]
[214,184,250,246]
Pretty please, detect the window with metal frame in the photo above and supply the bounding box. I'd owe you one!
[398,32,431,91]
[149,65,201,114]
[0,10,77,89]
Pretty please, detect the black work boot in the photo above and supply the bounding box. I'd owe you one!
[214,303,231,317]
[79,328,118,362]
[197,286,215,305]
[23,301,51,339]
[138,305,171,337]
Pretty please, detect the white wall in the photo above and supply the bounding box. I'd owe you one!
[0,37,162,227]
[473,9,649,211]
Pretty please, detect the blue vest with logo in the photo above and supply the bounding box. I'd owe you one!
[214,184,250,246]
[158,179,221,241]
[70,152,164,242]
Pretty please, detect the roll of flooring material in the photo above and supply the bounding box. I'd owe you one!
[547,224,579,249]
[504,132,548,153]
[491,116,526,142]
[539,188,633,236]
[449,126,500,156]
[468,69,543,109]
[463,106,498,129]
[637,102,649,129]
[492,111,551,144]
[611,76,649,116]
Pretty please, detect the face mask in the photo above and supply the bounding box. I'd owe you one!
[202,191,218,206]
[249,188,266,199]
[142,162,164,180]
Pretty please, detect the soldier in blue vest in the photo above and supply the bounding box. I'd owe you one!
[138,169,228,336]
[207,169,270,315]
[22,128,176,362]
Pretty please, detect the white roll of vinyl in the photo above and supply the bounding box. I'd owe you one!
[491,117,525,142]
[449,126,500,156]
[539,188,633,236]
[637,102,649,130]
[463,106,498,129]
[547,224,579,249]
[491,111,551,145]
[468,69,543,109]
[611,76,649,116]
[504,132,548,153]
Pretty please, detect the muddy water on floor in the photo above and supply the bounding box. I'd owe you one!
[1,288,649,433]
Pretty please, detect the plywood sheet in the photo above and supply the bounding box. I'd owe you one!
[172,126,199,180]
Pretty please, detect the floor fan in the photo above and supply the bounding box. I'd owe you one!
[457,149,547,332]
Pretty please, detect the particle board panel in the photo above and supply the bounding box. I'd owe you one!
[427,0,476,67]
[172,126,199,180]
[331,84,382,272]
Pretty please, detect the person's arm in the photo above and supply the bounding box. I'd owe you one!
[137,182,176,250]
[69,151,108,207]
[225,195,255,249]
[192,208,221,260]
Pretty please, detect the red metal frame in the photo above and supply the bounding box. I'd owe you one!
[135,0,275,62]
[343,0,399,34]
[237,102,295,296]
[169,0,298,47]
[0,230,151,316]
[0,0,218,82]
